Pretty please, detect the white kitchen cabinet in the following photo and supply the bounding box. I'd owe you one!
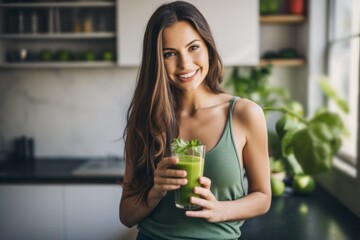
[64,184,137,240]
[118,0,259,66]
[0,184,137,240]
[0,184,64,240]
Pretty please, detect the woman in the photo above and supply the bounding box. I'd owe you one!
[120,1,271,239]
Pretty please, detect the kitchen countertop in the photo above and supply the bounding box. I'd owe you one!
[1,158,359,239]
[241,186,360,240]
[0,158,124,184]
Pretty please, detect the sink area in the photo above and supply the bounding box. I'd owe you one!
[72,157,125,177]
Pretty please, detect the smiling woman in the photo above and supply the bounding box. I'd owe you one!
[162,22,209,92]
[119,1,271,239]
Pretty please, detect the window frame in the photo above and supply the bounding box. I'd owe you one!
[310,0,360,218]
[325,0,360,167]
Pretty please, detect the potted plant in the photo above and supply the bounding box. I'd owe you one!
[226,67,349,195]
[226,65,301,177]
[263,76,349,194]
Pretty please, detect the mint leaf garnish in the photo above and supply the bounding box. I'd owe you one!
[171,138,203,154]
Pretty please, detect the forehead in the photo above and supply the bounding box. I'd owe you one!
[162,21,202,47]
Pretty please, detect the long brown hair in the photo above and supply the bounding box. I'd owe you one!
[123,1,224,205]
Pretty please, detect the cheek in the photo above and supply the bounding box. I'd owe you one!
[164,61,175,77]
[199,52,209,74]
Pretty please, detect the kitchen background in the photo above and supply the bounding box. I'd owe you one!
[1,0,359,240]
[0,0,306,158]
[0,68,134,157]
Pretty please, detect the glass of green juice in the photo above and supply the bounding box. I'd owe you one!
[172,145,206,210]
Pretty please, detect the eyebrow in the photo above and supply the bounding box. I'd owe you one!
[163,39,200,51]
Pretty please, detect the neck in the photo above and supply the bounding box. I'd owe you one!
[177,83,214,115]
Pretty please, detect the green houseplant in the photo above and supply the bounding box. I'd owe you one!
[226,67,349,195]
[263,77,349,176]
[225,65,295,109]
[225,65,302,176]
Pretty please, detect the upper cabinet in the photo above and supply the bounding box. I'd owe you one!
[0,0,117,68]
[118,0,259,66]
[0,0,259,68]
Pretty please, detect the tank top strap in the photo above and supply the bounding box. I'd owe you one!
[228,96,239,120]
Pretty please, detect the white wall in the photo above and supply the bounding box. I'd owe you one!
[0,68,137,158]
[0,66,303,159]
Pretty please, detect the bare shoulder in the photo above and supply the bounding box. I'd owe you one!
[233,98,266,124]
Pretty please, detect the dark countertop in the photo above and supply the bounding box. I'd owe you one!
[1,158,359,239]
[241,186,360,240]
[0,158,123,184]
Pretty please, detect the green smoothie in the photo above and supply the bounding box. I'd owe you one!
[174,155,204,209]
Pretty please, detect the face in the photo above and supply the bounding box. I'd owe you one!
[162,21,209,92]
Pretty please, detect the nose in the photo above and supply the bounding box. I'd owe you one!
[177,52,192,69]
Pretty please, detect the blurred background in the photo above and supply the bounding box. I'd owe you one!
[0,0,359,240]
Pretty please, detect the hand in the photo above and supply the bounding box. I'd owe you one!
[151,157,187,199]
[185,177,225,222]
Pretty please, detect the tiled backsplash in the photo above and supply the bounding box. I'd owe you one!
[0,67,137,158]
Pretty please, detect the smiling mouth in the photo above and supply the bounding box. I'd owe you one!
[176,69,198,80]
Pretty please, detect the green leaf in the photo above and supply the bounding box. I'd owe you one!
[308,122,333,142]
[171,138,203,154]
[275,114,303,139]
[281,129,298,157]
[310,112,345,137]
[288,101,304,117]
[292,128,333,174]
[268,131,282,158]
[286,154,304,176]
[330,137,342,155]
[318,76,349,113]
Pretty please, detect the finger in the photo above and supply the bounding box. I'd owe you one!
[155,184,181,192]
[155,168,187,178]
[199,176,212,190]
[190,196,214,209]
[185,209,211,219]
[154,175,187,186]
[193,186,216,201]
[157,157,178,169]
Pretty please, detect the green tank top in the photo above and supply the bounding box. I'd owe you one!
[138,97,247,240]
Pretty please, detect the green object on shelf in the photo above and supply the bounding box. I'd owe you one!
[84,51,97,61]
[278,48,299,58]
[102,50,115,61]
[57,49,71,62]
[39,49,53,61]
[260,0,281,15]
[263,51,280,59]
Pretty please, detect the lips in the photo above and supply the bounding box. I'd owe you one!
[176,69,198,82]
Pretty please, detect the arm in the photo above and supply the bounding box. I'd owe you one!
[186,99,271,222]
[119,157,187,227]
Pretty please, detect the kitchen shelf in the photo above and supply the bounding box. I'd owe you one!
[259,58,306,67]
[0,32,116,39]
[0,1,115,8]
[0,0,117,68]
[260,15,305,24]
[0,61,117,68]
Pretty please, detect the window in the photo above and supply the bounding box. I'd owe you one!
[327,0,360,166]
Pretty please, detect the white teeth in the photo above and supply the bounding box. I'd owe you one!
[177,70,197,78]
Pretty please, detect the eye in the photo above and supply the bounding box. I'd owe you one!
[163,51,176,59]
[189,44,200,51]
